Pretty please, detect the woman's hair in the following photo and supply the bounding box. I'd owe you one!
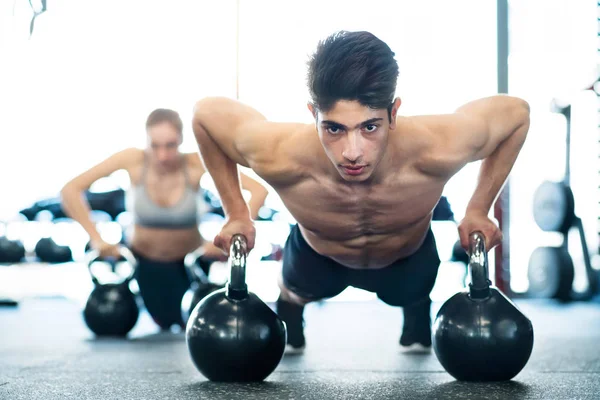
[145,108,183,135]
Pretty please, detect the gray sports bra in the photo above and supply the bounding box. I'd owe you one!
[130,156,199,229]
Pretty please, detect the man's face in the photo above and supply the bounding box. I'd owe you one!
[310,99,400,182]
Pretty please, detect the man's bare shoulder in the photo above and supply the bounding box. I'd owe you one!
[244,121,322,185]
[393,115,468,177]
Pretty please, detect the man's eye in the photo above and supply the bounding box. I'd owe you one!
[327,127,341,134]
[364,124,378,132]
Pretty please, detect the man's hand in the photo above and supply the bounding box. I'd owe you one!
[457,212,503,252]
[201,241,229,262]
[213,216,256,255]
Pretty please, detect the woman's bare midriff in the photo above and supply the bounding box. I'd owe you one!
[299,217,432,269]
[129,225,203,262]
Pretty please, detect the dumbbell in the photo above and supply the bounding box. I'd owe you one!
[34,237,73,263]
[0,236,26,264]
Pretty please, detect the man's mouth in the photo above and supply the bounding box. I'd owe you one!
[341,165,366,176]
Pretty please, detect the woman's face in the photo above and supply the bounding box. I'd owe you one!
[146,121,182,168]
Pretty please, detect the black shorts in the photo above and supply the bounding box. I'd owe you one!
[282,225,441,307]
[131,250,191,329]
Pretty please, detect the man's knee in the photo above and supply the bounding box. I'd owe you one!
[277,274,314,306]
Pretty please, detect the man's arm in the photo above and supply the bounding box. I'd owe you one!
[188,151,269,220]
[192,97,299,251]
[192,97,270,220]
[423,95,530,215]
[457,95,530,215]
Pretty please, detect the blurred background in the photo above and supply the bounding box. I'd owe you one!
[0,0,598,309]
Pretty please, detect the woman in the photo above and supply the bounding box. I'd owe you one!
[61,108,268,330]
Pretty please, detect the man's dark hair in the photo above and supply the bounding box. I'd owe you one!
[307,31,399,119]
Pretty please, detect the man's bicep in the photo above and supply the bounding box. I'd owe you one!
[234,120,285,168]
[420,112,490,163]
[193,97,269,168]
[447,112,493,161]
[453,95,530,160]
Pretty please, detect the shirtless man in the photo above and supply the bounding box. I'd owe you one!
[192,31,530,353]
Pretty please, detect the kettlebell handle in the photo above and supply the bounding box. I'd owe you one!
[184,247,209,284]
[468,231,491,299]
[227,234,249,300]
[85,246,138,286]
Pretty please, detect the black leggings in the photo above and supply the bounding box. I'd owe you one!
[131,251,192,329]
[282,225,441,307]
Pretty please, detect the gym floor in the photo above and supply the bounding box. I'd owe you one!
[1,294,599,399]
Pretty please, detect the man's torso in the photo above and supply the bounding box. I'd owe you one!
[252,119,458,269]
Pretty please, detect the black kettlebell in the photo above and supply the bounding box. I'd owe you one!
[186,234,287,382]
[181,249,225,324]
[83,247,140,337]
[432,231,534,381]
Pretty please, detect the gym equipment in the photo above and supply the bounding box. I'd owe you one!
[528,216,598,301]
[83,247,139,336]
[202,188,286,222]
[533,181,575,233]
[180,249,224,324]
[20,188,126,221]
[0,298,18,307]
[450,240,468,264]
[528,102,599,300]
[527,246,574,300]
[34,237,73,263]
[186,234,286,382]
[0,236,26,264]
[432,231,534,381]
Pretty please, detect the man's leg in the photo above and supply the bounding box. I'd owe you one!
[399,297,434,353]
[350,228,441,353]
[277,224,348,353]
[277,275,312,353]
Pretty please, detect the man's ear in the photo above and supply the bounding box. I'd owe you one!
[307,102,318,121]
[389,97,402,129]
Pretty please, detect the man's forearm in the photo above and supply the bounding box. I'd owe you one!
[467,116,530,215]
[194,120,250,219]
